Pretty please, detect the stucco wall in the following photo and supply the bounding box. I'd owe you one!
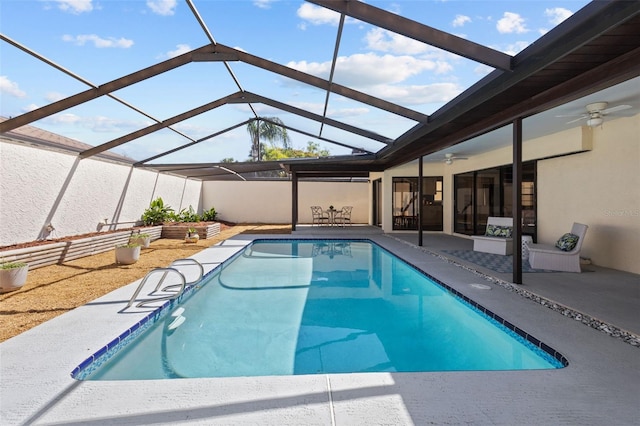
[0,140,202,246]
[380,116,638,273]
[537,115,640,274]
[202,180,369,224]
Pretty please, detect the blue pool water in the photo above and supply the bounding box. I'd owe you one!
[75,239,565,380]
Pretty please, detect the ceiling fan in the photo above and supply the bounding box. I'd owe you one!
[558,102,632,127]
[441,153,468,165]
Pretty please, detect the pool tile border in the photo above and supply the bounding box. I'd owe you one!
[72,236,577,380]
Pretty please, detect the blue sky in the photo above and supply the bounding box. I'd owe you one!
[1,0,590,163]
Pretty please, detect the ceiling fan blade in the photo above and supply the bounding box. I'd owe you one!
[452,157,469,160]
[601,104,632,114]
[566,116,588,124]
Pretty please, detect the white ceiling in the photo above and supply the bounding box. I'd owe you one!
[427,76,639,161]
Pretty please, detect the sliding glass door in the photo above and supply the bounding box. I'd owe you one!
[454,162,536,239]
[392,177,443,231]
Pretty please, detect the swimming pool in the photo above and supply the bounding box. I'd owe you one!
[74,239,565,380]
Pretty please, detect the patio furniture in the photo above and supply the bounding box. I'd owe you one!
[324,207,340,226]
[521,235,533,260]
[528,223,588,272]
[310,206,329,226]
[335,206,353,226]
[471,217,513,255]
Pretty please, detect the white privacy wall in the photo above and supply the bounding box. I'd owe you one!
[202,180,369,224]
[0,140,202,246]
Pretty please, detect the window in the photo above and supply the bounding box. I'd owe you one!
[392,177,443,231]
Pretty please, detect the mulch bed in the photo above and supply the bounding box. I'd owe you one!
[0,223,290,343]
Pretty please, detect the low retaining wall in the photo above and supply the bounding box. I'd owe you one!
[0,226,163,270]
[161,223,221,239]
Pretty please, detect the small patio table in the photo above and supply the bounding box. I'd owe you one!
[325,208,339,226]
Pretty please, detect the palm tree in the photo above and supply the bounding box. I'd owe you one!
[247,117,290,161]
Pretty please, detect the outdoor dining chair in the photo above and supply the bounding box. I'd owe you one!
[334,206,353,226]
[310,206,330,226]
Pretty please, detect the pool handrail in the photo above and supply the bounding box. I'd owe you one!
[125,259,203,309]
[126,267,187,309]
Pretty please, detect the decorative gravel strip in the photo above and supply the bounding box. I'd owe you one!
[387,235,640,348]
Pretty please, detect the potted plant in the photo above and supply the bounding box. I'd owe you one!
[129,232,151,248]
[115,243,141,265]
[0,261,29,293]
[185,228,199,243]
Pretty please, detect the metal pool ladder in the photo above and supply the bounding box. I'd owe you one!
[126,258,204,309]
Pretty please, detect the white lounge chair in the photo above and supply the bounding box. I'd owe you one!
[528,223,588,272]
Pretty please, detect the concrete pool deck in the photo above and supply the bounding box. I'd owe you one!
[1,232,639,425]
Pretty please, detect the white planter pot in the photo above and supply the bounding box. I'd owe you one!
[185,234,200,243]
[115,246,141,265]
[0,264,29,293]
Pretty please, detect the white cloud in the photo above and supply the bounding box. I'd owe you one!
[365,28,457,63]
[23,103,40,112]
[289,53,450,87]
[146,0,177,16]
[289,101,369,119]
[369,82,462,106]
[48,113,148,133]
[497,12,528,34]
[452,15,471,27]
[297,3,341,26]
[165,44,192,58]
[45,92,66,102]
[62,34,134,48]
[50,113,81,124]
[545,7,572,26]
[366,28,428,55]
[253,0,275,9]
[0,76,26,98]
[501,41,531,55]
[55,0,93,14]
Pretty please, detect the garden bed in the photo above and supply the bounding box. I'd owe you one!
[161,222,221,239]
[0,226,163,270]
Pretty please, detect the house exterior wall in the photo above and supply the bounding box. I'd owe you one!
[0,140,202,247]
[379,115,638,273]
[202,180,369,224]
[537,114,639,274]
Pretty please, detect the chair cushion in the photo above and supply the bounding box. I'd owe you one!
[555,233,579,251]
[485,224,513,238]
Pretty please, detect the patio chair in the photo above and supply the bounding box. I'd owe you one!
[334,206,353,226]
[310,206,329,226]
[528,223,588,272]
[471,217,513,255]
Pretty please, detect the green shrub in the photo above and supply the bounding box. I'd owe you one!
[0,261,28,270]
[116,243,140,248]
[202,207,217,221]
[141,197,174,226]
[129,233,151,239]
[172,205,200,223]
